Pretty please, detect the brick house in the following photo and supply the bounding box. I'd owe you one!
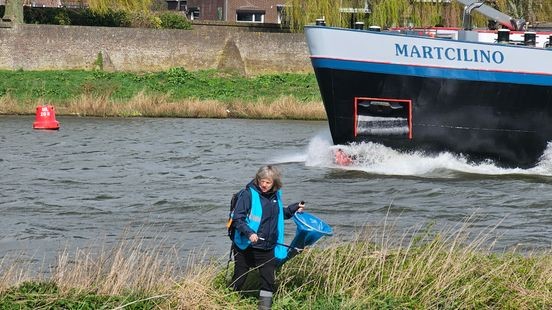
[23,0,62,7]
[2,0,286,23]
[167,0,286,23]
[0,0,86,7]
[61,0,87,8]
[0,0,60,6]
[167,0,224,21]
[226,0,285,24]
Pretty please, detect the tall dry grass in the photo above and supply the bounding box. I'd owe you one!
[53,236,177,296]
[0,92,326,120]
[170,250,254,309]
[228,96,326,120]
[0,234,249,308]
[0,253,38,293]
[65,92,229,118]
[277,217,552,308]
[0,95,37,115]
[2,219,549,308]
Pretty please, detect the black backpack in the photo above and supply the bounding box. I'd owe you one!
[226,188,246,240]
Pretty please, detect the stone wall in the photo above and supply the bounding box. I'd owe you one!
[0,23,312,75]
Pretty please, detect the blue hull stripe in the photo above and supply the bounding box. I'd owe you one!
[312,57,552,87]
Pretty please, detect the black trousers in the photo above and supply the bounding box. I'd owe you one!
[231,245,277,293]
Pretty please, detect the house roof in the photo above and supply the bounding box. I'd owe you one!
[236,6,265,13]
[23,0,62,7]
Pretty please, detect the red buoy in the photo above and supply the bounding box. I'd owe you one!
[33,105,60,130]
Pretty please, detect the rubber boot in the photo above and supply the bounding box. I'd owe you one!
[258,290,273,310]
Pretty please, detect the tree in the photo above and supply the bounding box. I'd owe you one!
[1,0,24,24]
[284,0,351,32]
[494,0,552,24]
[88,0,153,13]
[284,0,462,31]
[284,0,552,32]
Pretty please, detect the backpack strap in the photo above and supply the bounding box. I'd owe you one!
[227,188,246,237]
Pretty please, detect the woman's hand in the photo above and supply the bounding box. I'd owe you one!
[249,233,259,243]
[297,201,305,213]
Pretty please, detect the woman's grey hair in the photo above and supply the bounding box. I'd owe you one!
[254,165,282,192]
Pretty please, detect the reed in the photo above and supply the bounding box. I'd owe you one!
[52,233,176,296]
[0,92,326,120]
[170,250,253,309]
[0,254,36,293]
[1,221,550,309]
[64,92,230,118]
[277,218,552,309]
[0,94,29,115]
[227,96,326,120]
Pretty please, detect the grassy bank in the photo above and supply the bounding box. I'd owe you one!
[0,68,326,120]
[1,224,550,309]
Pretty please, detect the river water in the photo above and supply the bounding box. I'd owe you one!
[1,116,551,267]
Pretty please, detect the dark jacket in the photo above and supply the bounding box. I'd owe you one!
[233,180,300,250]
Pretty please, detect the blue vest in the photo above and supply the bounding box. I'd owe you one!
[233,188,287,260]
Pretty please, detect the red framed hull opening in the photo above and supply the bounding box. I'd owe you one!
[354,97,413,140]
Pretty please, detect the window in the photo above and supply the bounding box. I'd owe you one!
[236,11,264,23]
[188,7,200,20]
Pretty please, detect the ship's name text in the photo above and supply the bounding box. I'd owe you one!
[395,44,504,64]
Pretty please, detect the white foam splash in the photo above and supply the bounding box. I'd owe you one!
[272,152,308,164]
[531,142,552,174]
[268,131,332,165]
[304,131,334,167]
[273,132,552,177]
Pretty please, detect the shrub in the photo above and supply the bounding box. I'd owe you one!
[53,10,71,25]
[23,7,131,27]
[127,11,161,28]
[79,9,131,27]
[159,12,191,29]
[20,6,192,29]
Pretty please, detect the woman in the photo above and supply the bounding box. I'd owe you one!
[230,165,304,310]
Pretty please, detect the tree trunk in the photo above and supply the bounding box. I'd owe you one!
[2,0,24,24]
[526,0,536,24]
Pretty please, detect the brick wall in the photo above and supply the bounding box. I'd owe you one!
[0,23,311,74]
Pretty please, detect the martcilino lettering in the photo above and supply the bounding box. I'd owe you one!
[395,43,504,64]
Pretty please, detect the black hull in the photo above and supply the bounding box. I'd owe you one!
[315,67,552,168]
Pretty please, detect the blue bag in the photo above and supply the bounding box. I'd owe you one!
[290,212,333,249]
[279,212,332,265]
